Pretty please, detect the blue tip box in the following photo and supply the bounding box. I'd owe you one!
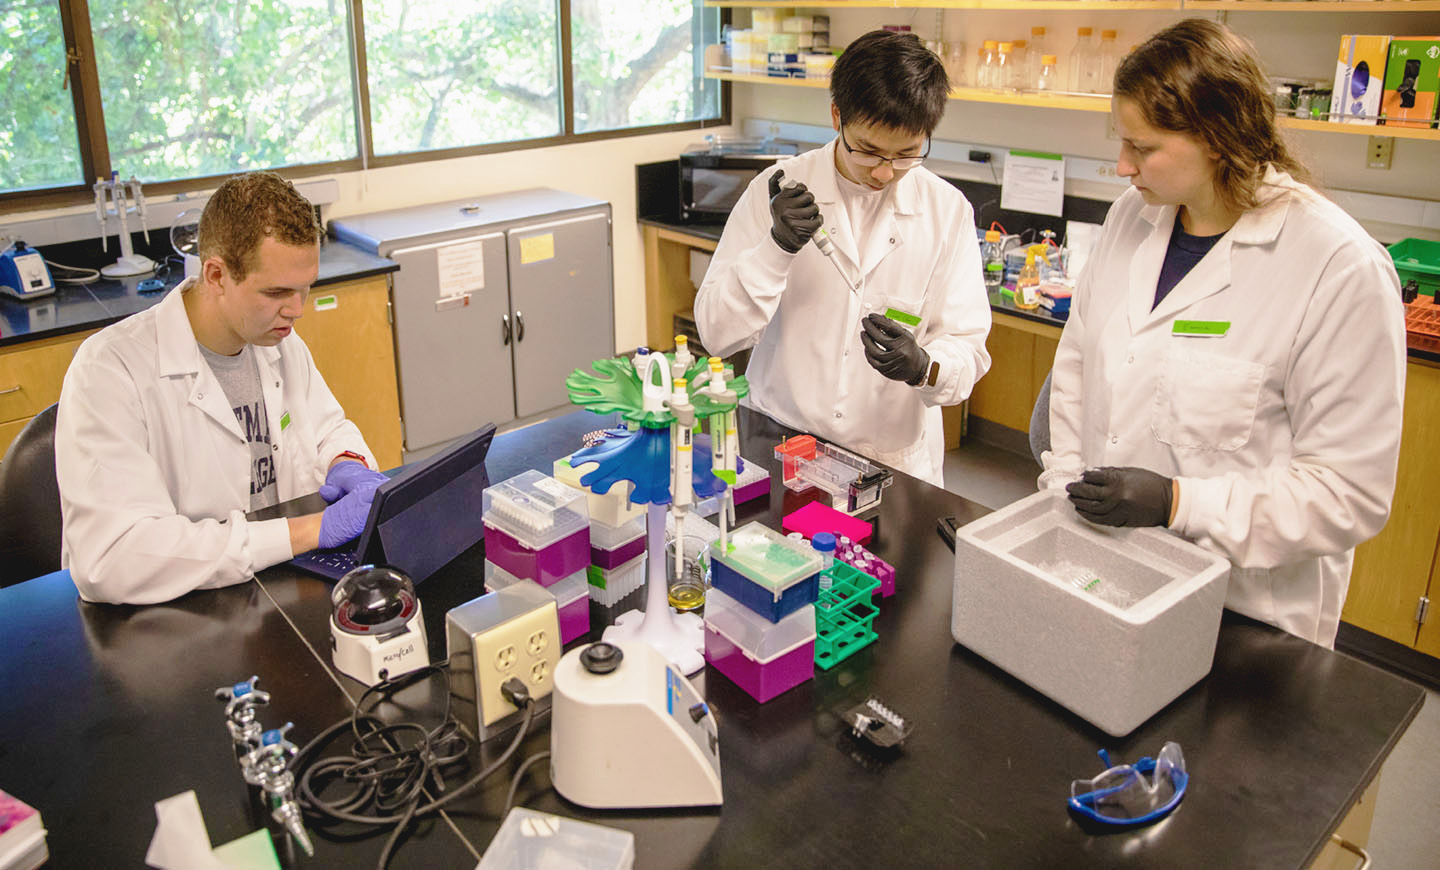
[710,522,823,623]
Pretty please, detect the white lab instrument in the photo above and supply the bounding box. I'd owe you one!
[329,565,430,686]
[0,240,56,300]
[95,172,156,277]
[550,641,723,808]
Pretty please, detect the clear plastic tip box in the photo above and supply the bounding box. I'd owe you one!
[483,469,590,587]
[478,807,634,870]
[952,490,1230,737]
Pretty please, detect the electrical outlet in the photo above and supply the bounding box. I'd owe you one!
[1367,136,1394,170]
[446,581,562,740]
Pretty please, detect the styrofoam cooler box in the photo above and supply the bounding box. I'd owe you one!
[587,553,647,607]
[590,514,646,569]
[484,470,590,586]
[704,587,815,702]
[952,490,1230,737]
[485,562,590,644]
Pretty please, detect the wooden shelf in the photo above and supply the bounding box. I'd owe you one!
[1186,1,1440,11]
[708,0,1440,10]
[707,0,1182,8]
[708,72,1440,139]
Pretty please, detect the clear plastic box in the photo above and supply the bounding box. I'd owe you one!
[705,587,816,703]
[483,470,590,551]
[586,553,647,607]
[477,807,634,870]
[485,562,590,644]
[589,514,645,551]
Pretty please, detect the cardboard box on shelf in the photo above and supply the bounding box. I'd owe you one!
[1331,34,1392,125]
[1381,38,1440,129]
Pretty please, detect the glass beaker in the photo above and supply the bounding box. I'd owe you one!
[666,535,711,611]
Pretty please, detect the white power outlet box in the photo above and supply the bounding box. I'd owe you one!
[446,580,561,741]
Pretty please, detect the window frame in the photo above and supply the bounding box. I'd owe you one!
[1,0,730,210]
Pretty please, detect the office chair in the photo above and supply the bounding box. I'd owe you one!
[1029,370,1052,465]
[0,404,63,587]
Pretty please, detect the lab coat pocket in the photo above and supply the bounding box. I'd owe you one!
[1152,348,1263,452]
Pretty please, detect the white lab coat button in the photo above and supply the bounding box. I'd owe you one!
[863,303,872,310]
[275,381,280,388]
[835,411,843,419]
[196,393,203,400]
[889,238,895,244]
[272,444,279,452]
[1110,435,1119,444]
[1127,355,1134,364]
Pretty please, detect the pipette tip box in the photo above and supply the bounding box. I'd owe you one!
[589,514,646,570]
[951,490,1230,736]
[704,587,816,703]
[483,470,591,586]
[586,553,647,608]
[710,522,823,624]
[484,562,590,644]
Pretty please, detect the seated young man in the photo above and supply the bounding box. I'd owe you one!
[57,171,386,604]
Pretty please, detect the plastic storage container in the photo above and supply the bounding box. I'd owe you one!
[952,490,1230,736]
[710,522,823,623]
[477,807,634,870]
[553,456,645,528]
[586,553,647,607]
[485,562,590,645]
[704,587,816,702]
[589,514,646,569]
[483,470,590,586]
[1389,238,1440,298]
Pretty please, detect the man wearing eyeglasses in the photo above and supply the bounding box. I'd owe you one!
[696,30,991,486]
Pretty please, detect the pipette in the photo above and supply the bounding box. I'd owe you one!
[779,177,854,288]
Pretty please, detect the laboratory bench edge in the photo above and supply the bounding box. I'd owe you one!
[0,405,1424,870]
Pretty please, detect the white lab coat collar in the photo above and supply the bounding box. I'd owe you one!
[805,139,922,283]
[1128,166,1299,331]
[152,277,286,443]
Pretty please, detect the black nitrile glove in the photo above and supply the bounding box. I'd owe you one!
[1066,467,1174,528]
[861,313,931,385]
[768,169,822,254]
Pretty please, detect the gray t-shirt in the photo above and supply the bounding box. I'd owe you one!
[199,344,279,511]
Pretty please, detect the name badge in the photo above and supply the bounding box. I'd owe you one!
[1172,319,1230,338]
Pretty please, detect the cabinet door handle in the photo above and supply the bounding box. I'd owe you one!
[515,311,525,342]
[501,314,511,345]
[0,385,20,396]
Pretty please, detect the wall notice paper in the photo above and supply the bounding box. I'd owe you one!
[520,232,556,265]
[436,240,486,300]
[1000,150,1066,218]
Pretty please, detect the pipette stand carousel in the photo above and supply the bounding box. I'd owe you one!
[566,340,747,675]
[94,172,156,277]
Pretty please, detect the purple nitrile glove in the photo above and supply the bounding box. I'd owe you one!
[318,480,380,549]
[319,460,388,503]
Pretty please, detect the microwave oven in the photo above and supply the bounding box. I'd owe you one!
[680,145,798,221]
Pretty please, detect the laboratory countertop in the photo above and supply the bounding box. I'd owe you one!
[0,239,397,348]
[640,217,1440,363]
[0,406,1424,869]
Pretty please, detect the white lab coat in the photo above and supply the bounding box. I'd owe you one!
[57,279,375,605]
[695,140,991,486]
[1041,169,1406,647]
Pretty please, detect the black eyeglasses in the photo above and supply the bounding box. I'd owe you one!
[838,123,929,170]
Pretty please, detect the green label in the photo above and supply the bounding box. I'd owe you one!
[1172,320,1230,337]
[1008,149,1063,161]
[985,262,1003,272]
[280,411,291,431]
[883,307,922,327]
[587,564,606,589]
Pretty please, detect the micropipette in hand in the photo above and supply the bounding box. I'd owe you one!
[779,175,852,286]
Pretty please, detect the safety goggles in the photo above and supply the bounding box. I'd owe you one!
[1068,742,1188,827]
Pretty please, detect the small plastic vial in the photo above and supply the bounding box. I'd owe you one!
[813,532,837,590]
[787,531,805,542]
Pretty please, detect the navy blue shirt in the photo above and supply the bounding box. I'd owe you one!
[1154,214,1225,310]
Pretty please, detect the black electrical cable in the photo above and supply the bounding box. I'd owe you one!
[503,750,551,816]
[288,664,536,870]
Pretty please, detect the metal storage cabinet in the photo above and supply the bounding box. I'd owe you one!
[331,189,613,458]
